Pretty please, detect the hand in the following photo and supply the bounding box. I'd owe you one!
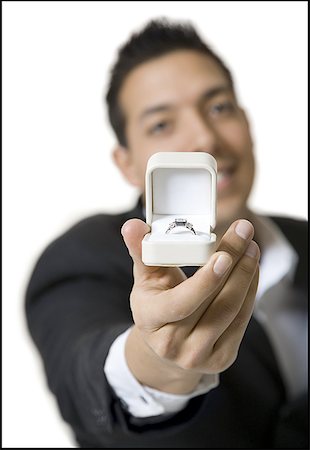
[121,218,260,394]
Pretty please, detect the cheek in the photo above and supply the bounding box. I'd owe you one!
[131,156,147,186]
[223,121,253,156]
[127,130,151,183]
[129,148,156,187]
[222,123,255,179]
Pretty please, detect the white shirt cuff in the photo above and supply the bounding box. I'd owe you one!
[104,327,219,418]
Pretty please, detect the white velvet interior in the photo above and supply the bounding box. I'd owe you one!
[149,168,213,242]
[152,168,212,214]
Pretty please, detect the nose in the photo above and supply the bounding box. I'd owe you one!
[184,111,217,155]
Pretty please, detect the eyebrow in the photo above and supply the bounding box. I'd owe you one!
[201,85,232,101]
[139,85,232,122]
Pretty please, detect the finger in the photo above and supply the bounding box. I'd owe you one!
[174,219,256,316]
[179,268,259,373]
[207,267,259,371]
[121,218,155,277]
[121,218,150,262]
[122,218,186,290]
[135,250,233,328]
[159,227,258,323]
[188,241,260,344]
[216,219,255,262]
[129,219,257,328]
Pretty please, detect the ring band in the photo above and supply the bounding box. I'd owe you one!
[165,218,196,235]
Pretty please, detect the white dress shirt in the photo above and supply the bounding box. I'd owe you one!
[104,215,307,417]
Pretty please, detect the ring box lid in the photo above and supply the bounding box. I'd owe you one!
[145,152,217,235]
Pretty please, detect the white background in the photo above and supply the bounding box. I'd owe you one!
[2,1,307,447]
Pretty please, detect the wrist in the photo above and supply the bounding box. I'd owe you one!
[125,326,202,394]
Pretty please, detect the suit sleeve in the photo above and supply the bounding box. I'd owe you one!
[24,215,205,447]
[24,216,135,445]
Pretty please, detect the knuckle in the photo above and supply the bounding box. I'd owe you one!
[178,350,201,371]
[220,240,244,260]
[209,348,238,372]
[237,259,257,276]
[220,300,239,319]
[131,310,144,329]
[165,292,190,321]
[153,333,178,360]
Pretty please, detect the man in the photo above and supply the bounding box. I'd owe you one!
[25,19,308,448]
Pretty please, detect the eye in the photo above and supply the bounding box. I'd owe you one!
[148,121,171,135]
[209,101,235,116]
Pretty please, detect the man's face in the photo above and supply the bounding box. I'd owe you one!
[114,50,255,228]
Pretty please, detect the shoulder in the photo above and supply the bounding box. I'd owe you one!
[42,211,129,262]
[26,207,141,301]
[269,215,308,258]
[56,198,144,249]
[270,216,307,240]
[56,212,130,249]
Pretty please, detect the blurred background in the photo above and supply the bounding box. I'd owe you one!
[2,1,307,447]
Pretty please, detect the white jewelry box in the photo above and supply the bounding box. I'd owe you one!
[142,152,217,266]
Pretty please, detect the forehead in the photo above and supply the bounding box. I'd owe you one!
[119,50,231,121]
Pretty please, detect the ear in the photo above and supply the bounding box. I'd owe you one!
[112,145,141,187]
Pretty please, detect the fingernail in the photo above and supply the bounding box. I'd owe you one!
[235,220,253,239]
[245,241,258,258]
[213,254,232,276]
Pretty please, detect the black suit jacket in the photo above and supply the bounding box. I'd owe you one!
[25,202,308,448]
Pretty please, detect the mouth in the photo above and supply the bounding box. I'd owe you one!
[217,166,237,193]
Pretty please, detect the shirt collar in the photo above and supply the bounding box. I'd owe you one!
[252,215,298,301]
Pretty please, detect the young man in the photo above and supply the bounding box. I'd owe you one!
[25,20,308,448]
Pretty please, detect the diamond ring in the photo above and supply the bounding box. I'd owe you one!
[165,218,196,235]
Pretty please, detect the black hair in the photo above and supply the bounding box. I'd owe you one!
[105,18,234,146]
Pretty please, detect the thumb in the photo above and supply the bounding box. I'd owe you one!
[121,218,151,274]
